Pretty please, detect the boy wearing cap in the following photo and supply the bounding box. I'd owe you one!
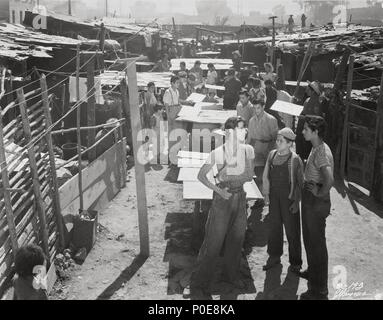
[300,116,334,300]
[262,128,304,273]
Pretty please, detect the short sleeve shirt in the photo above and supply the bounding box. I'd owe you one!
[304,142,334,183]
[163,87,179,107]
[206,144,255,170]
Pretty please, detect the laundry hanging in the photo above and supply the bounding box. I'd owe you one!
[69,76,105,105]
[144,33,152,48]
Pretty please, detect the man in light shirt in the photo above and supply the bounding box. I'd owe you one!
[300,115,334,301]
[247,101,279,192]
[236,90,254,126]
[163,76,187,164]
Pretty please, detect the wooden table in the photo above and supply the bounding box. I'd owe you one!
[177,151,264,250]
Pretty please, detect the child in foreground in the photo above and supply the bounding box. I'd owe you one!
[13,244,48,300]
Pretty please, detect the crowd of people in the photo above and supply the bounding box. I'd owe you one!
[137,46,335,300]
[11,42,334,300]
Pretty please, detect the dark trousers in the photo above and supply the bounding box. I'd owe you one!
[302,188,331,295]
[267,187,302,266]
[223,96,238,110]
[191,190,247,290]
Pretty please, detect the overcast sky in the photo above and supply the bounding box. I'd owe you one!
[82,0,371,16]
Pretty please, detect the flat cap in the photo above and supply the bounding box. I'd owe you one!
[278,127,296,141]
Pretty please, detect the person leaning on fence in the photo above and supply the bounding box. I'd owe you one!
[13,244,48,300]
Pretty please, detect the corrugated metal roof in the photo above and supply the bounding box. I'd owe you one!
[0,23,81,61]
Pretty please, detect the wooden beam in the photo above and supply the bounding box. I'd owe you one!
[85,53,97,163]
[99,23,106,53]
[340,55,355,179]
[294,41,314,99]
[17,88,50,257]
[0,108,19,258]
[373,71,383,200]
[76,46,84,211]
[40,75,65,249]
[122,61,149,257]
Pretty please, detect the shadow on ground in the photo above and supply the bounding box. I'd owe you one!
[163,210,257,300]
[333,179,383,219]
[255,265,300,300]
[96,254,148,300]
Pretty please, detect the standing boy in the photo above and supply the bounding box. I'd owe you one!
[300,116,334,300]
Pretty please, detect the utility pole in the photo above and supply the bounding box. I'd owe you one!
[68,0,72,15]
[269,16,277,65]
[105,0,108,17]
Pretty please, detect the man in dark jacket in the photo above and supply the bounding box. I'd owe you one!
[223,69,242,110]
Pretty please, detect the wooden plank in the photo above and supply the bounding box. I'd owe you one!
[59,140,124,214]
[76,46,84,211]
[187,93,206,103]
[86,53,97,163]
[124,61,149,257]
[270,100,304,117]
[177,167,216,182]
[341,55,355,178]
[183,181,213,200]
[205,84,225,91]
[40,75,65,249]
[17,88,49,258]
[177,151,209,160]
[0,110,19,259]
[177,158,206,168]
[183,180,263,201]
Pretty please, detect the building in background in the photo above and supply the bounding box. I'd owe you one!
[9,0,37,24]
[0,0,9,22]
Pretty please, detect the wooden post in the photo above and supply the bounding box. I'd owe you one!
[340,55,355,178]
[373,71,383,200]
[269,16,277,65]
[76,46,84,211]
[116,97,127,189]
[85,53,97,163]
[17,88,49,257]
[121,62,149,257]
[40,75,65,249]
[124,40,128,59]
[99,23,106,53]
[293,41,314,99]
[333,48,351,93]
[0,109,19,258]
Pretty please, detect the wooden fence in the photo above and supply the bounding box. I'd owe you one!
[0,85,63,295]
[0,75,128,296]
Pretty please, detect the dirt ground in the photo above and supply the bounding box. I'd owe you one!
[51,164,383,300]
